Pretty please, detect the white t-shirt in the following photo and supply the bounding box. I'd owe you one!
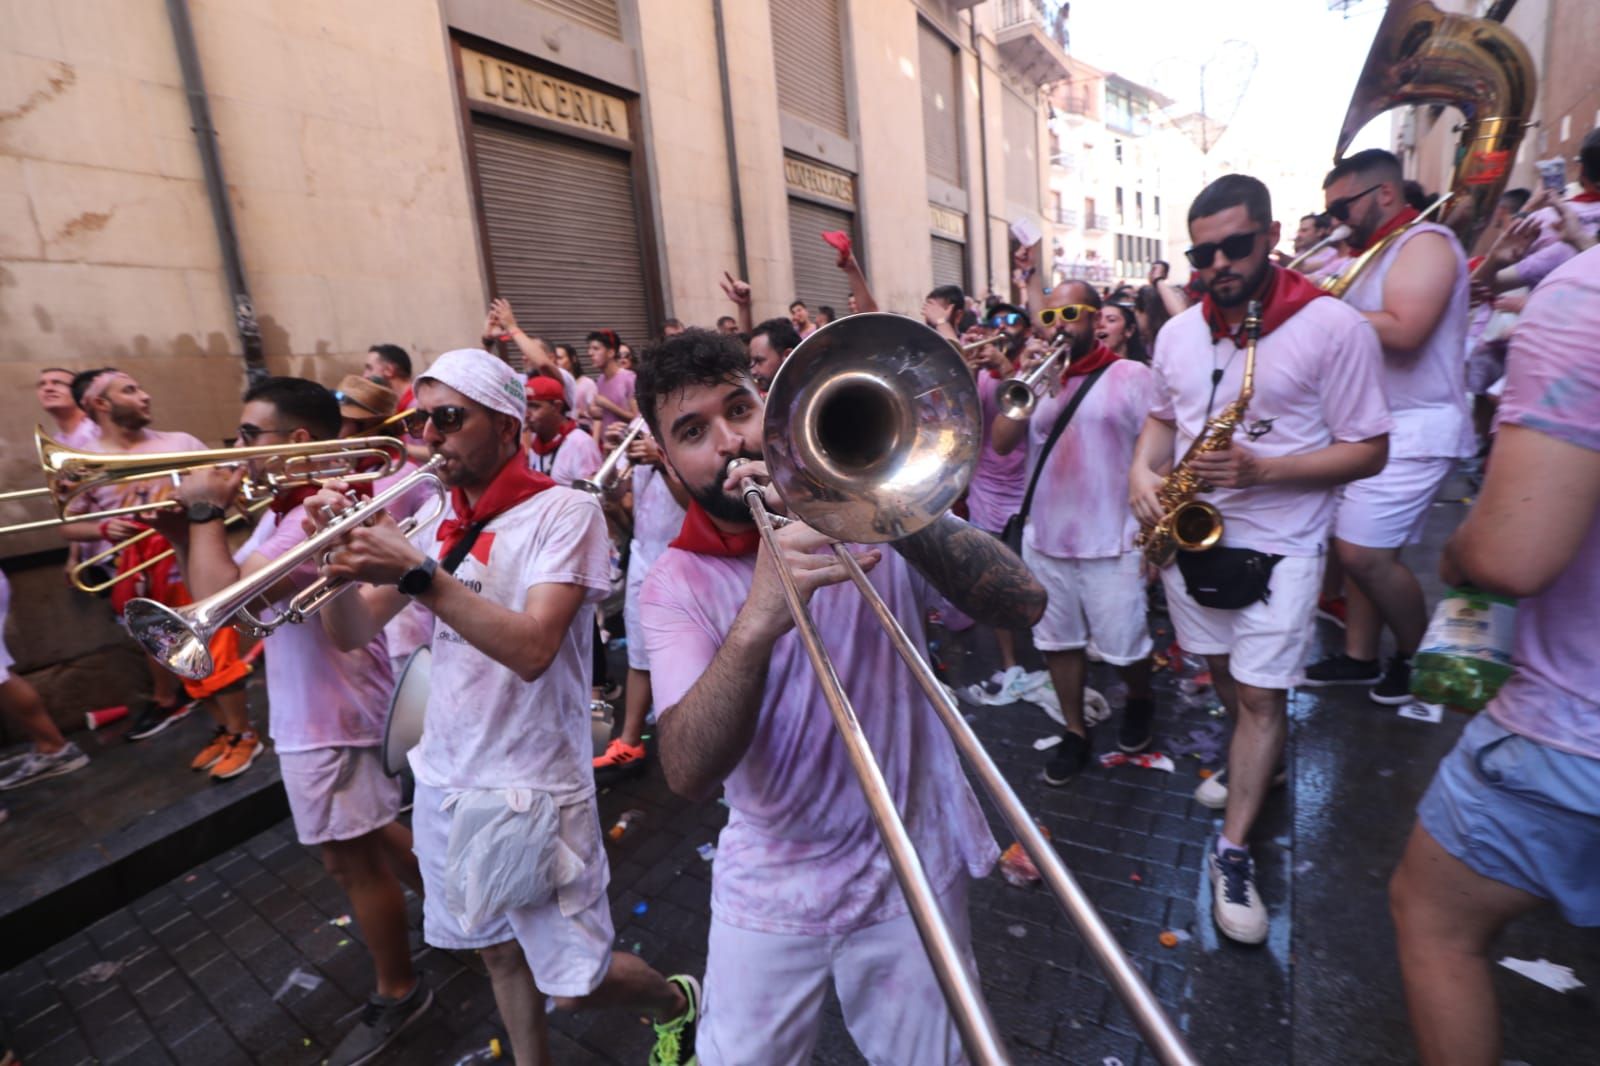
[641,548,998,936]
[1025,359,1154,559]
[235,508,394,752]
[407,487,611,799]
[1341,221,1475,459]
[967,372,1027,535]
[374,464,445,664]
[1152,297,1393,556]
[527,429,602,488]
[630,465,686,557]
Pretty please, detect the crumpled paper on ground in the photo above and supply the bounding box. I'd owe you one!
[1497,957,1586,993]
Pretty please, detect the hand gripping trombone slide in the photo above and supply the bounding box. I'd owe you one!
[125,456,448,680]
[741,313,1199,1065]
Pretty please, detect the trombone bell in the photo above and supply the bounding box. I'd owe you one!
[762,313,980,543]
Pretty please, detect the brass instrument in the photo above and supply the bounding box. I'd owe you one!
[0,429,409,535]
[1321,193,1452,298]
[1137,300,1262,569]
[997,338,1069,421]
[1284,224,1351,272]
[69,498,271,594]
[1325,0,1534,295]
[125,457,447,679]
[747,313,1198,1065]
[573,416,645,496]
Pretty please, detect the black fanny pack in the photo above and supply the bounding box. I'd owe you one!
[1175,547,1283,610]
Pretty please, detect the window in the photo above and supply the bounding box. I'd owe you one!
[1135,191,1144,228]
[1114,139,1123,164]
[1115,187,1124,223]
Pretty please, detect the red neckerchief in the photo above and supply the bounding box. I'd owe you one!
[270,480,371,518]
[1347,206,1419,253]
[669,500,760,557]
[1204,265,1330,344]
[436,450,556,556]
[528,420,577,456]
[1571,191,1600,203]
[1062,342,1120,379]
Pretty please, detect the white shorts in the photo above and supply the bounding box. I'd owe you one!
[698,879,974,1066]
[1022,545,1153,665]
[1334,457,1455,549]
[412,781,614,997]
[1161,553,1324,691]
[278,746,402,847]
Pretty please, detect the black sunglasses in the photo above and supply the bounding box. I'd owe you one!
[1185,230,1262,269]
[236,423,288,445]
[401,405,470,436]
[1327,182,1382,223]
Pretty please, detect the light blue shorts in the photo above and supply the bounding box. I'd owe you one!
[1417,713,1600,926]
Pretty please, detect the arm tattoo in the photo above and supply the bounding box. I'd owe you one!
[895,514,1046,629]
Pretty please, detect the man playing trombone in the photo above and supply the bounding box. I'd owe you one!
[57,369,253,765]
[152,377,429,1065]
[305,349,697,1066]
[635,329,1045,1064]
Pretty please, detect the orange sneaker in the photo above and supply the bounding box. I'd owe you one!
[210,732,264,781]
[191,728,233,771]
[593,738,646,784]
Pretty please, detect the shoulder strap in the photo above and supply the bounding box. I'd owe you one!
[1015,364,1111,527]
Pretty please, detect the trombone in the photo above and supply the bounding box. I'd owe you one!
[574,416,646,496]
[1284,223,1351,272]
[68,498,272,594]
[0,428,408,535]
[747,314,1197,1065]
[997,337,1069,421]
[125,457,447,679]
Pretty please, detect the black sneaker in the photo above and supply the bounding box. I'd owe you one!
[1302,654,1380,687]
[1370,654,1413,706]
[1043,731,1092,786]
[126,699,197,741]
[327,980,434,1066]
[1117,698,1155,753]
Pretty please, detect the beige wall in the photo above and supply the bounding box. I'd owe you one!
[1,0,485,554]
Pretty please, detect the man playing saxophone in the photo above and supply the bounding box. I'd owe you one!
[1130,175,1392,945]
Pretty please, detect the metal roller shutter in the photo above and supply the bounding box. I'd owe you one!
[530,0,622,40]
[1003,87,1039,209]
[788,198,854,315]
[930,236,966,292]
[471,116,651,364]
[771,0,849,136]
[919,23,962,186]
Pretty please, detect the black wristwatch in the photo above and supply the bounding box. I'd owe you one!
[397,556,438,597]
[186,501,227,524]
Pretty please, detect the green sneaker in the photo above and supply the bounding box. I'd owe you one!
[648,974,701,1066]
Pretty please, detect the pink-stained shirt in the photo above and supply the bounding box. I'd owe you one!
[1152,297,1393,556]
[527,429,602,488]
[68,428,206,518]
[235,508,394,752]
[1295,245,1343,283]
[1342,221,1474,459]
[54,418,101,451]
[630,465,686,556]
[407,488,611,797]
[1025,359,1154,559]
[641,549,998,936]
[571,375,598,425]
[1487,246,1600,759]
[1514,200,1600,289]
[966,372,1027,534]
[594,368,637,432]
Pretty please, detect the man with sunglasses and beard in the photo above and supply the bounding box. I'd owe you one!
[635,329,1044,1064]
[1305,149,1474,706]
[1131,175,1392,945]
[991,283,1159,780]
[306,350,698,1066]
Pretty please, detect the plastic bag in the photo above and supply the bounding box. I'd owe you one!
[442,789,584,931]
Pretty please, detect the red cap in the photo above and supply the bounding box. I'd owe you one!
[524,375,566,406]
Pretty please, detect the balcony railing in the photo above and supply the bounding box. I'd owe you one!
[1053,207,1081,228]
[1085,212,1114,232]
[997,0,1069,51]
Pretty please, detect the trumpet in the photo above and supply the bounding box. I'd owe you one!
[0,429,409,535]
[125,457,447,679]
[1284,224,1351,272]
[70,498,271,594]
[574,417,645,496]
[997,338,1069,421]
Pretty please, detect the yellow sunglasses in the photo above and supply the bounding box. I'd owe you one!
[1036,304,1098,327]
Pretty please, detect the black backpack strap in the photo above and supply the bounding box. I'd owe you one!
[439,520,489,574]
[1013,363,1111,528]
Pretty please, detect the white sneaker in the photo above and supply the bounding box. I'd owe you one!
[1209,846,1269,944]
[0,743,89,791]
[1193,765,1289,810]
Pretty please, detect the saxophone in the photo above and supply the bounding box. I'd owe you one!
[1136,300,1261,569]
